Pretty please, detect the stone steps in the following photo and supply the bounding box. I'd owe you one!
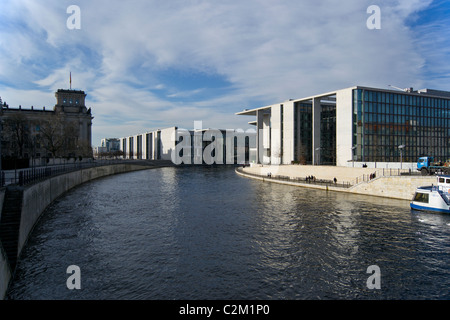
[0,186,24,272]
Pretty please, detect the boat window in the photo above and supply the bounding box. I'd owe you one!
[413,192,429,203]
[439,178,445,183]
[446,179,450,184]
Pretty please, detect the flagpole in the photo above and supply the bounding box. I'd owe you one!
[70,72,72,89]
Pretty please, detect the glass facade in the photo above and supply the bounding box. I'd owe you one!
[294,102,336,165]
[294,102,312,164]
[353,89,450,163]
[320,104,336,165]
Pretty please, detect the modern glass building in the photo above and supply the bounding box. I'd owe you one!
[237,86,450,167]
[354,88,450,163]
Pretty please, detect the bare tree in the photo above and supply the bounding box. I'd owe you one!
[39,115,66,158]
[40,114,93,160]
[3,113,31,158]
[112,150,124,159]
[77,139,93,159]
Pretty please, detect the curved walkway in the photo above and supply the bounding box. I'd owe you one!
[236,164,434,201]
[240,164,389,185]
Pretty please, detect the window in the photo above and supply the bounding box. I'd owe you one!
[413,192,429,203]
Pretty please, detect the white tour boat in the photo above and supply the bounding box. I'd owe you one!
[410,175,450,214]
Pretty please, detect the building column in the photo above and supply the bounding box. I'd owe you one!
[312,97,321,165]
[283,101,295,164]
[271,104,282,165]
[336,89,354,167]
[256,110,264,164]
[87,122,92,148]
[128,137,133,159]
[262,113,271,164]
[120,138,126,158]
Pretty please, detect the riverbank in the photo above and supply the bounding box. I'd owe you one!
[237,164,435,201]
[0,162,164,299]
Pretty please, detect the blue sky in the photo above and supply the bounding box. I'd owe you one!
[1,0,449,146]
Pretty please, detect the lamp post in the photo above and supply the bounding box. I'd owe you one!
[398,144,406,169]
[315,147,322,166]
[351,146,357,167]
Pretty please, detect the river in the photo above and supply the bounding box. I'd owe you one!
[6,166,450,299]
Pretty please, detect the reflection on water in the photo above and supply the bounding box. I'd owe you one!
[6,166,450,300]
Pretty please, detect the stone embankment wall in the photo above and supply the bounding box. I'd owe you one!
[237,165,435,201]
[0,163,153,299]
[349,175,435,200]
[0,190,10,299]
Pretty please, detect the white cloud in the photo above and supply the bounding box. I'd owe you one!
[1,0,446,146]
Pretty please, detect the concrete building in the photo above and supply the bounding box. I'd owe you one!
[237,86,450,168]
[120,128,167,161]
[1,89,93,168]
[93,146,107,158]
[119,126,256,164]
[100,138,120,153]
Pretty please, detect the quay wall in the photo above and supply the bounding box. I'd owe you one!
[0,163,152,299]
[0,239,9,301]
[237,165,435,201]
[0,188,9,300]
[349,175,435,200]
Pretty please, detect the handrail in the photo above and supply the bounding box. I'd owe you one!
[350,168,420,186]
[1,159,145,187]
[236,167,352,188]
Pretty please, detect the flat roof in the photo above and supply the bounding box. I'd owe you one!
[57,89,86,94]
[236,85,450,116]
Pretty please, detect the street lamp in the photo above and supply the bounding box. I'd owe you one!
[398,145,406,169]
[351,146,357,167]
[315,147,322,166]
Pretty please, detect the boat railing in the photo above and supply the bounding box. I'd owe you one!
[437,188,450,205]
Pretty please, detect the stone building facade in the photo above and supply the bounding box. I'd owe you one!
[1,89,93,168]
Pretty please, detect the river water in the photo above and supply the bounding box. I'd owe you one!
[6,166,450,300]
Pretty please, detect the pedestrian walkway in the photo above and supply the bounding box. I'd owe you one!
[242,164,386,185]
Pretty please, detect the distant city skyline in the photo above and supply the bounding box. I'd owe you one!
[1,0,449,147]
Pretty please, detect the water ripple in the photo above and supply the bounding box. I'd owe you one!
[6,167,450,300]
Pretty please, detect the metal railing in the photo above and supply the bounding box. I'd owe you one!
[236,167,352,188]
[351,168,421,186]
[237,166,425,189]
[0,159,153,187]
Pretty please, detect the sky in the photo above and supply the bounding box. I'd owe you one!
[1,0,450,147]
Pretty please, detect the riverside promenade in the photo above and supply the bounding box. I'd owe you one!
[236,164,435,201]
